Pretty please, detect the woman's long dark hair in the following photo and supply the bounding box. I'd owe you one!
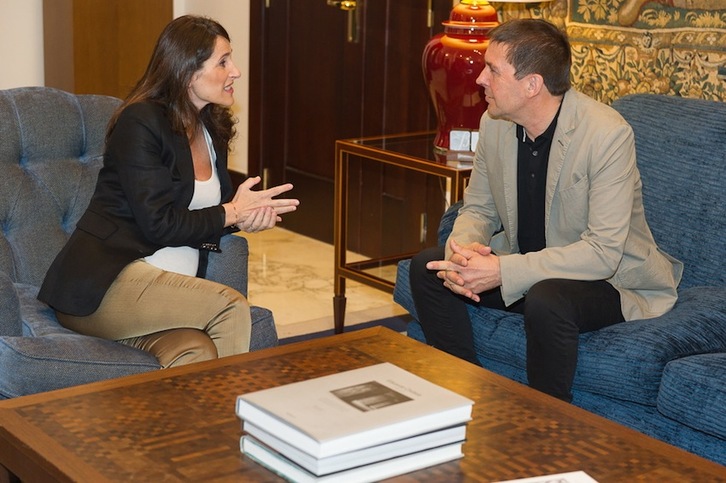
[107,15,236,148]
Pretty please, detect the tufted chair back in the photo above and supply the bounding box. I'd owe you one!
[0,87,121,286]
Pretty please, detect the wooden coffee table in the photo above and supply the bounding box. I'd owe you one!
[0,327,723,482]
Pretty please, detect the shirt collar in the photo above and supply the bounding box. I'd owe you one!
[516,99,564,144]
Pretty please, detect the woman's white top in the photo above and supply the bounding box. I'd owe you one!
[144,127,222,276]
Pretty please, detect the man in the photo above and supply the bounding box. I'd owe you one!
[409,19,682,402]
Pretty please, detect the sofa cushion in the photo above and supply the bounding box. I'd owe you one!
[576,286,726,405]
[20,280,278,350]
[611,94,726,290]
[574,387,726,466]
[0,334,161,399]
[0,282,278,398]
[0,283,162,399]
[0,285,277,398]
[657,353,726,440]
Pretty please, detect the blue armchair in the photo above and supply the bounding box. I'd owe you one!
[0,87,278,399]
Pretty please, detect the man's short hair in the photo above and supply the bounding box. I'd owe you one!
[489,19,571,96]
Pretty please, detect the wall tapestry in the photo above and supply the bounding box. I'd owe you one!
[499,0,726,103]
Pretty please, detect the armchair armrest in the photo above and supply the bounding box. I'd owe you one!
[0,271,22,336]
[205,234,279,350]
[206,233,250,297]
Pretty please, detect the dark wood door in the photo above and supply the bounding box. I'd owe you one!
[249,0,452,249]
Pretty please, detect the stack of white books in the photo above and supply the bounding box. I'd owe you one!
[236,362,474,482]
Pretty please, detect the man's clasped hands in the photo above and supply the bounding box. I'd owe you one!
[426,239,503,303]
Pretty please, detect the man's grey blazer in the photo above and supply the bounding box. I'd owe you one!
[449,89,682,320]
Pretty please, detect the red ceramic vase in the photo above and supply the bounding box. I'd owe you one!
[422,1,498,153]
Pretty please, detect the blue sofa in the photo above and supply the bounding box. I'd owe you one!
[0,87,279,399]
[394,94,726,464]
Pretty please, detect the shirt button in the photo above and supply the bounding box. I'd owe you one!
[532,150,538,156]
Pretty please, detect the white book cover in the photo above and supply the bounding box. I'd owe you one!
[241,434,464,483]
[494,471,599,483]
[244,422,467,476]
[235,362,473,458]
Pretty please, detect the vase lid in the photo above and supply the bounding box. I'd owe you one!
[444,1,498,29]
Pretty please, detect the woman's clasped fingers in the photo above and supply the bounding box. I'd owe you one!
[238,207,278,233]
[270,197,300,215]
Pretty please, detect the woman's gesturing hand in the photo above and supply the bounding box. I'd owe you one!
[224,176,300,231]
[236,206,278,233]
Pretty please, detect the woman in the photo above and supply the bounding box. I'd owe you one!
[38,16,299,367]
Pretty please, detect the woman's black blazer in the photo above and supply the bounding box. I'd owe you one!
[38,102,233,316]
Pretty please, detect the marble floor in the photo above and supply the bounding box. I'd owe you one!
[241,228,409,339]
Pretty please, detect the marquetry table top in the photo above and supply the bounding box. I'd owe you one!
[0,327,724,482]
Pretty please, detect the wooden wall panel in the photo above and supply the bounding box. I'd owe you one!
[43,0,75,93]
[43,0,172,99]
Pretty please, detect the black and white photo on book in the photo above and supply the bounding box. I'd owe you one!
[235,362,474,459]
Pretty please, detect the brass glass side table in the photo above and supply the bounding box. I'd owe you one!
[334,132,472,333]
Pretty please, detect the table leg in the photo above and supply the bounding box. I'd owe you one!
[333,293,346,334]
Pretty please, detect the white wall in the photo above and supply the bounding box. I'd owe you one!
[0,0,44,89]
[174,0,251,174]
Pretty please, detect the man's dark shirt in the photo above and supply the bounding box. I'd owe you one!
[516,107,561,254]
